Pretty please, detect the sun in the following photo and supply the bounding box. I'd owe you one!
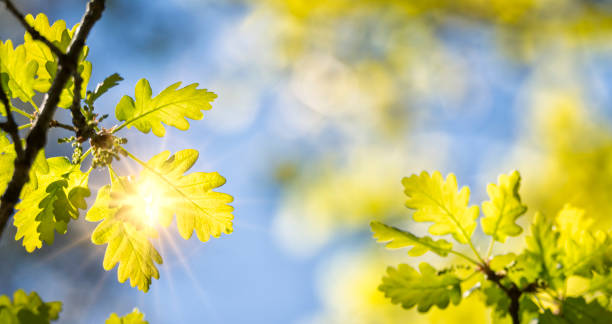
[117,178,170,229]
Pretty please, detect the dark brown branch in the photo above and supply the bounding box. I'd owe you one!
[0,81,23,158]
[480,263,543,324]
[1,0,66,60]
[70,72,94,141]
[0,0,106,241]
[49,120,76,132]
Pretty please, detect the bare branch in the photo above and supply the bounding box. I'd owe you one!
[0,0,106,241]
[1,0,66,60]
[49,119,76,132]
[0,80,23,159]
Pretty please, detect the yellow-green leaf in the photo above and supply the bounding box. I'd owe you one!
[371,220,453,257]
[402,171,479,244]
[23,13,90,108]
[0,40,38,103]
[87,178,162,292]
[115,79,217,137]
[139,149,234,241]
[379,262,461,312]
[0,289,62,324]
[106,308,148,324]
[555,205,612,277]
[0,133,17,194]
[13,157,89,252]
[481,170,527,242]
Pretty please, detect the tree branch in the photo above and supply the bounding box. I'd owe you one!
[70,72,94,141]
[0,0,106,241]
[49,119,76,132]
[480,263,543,324]
[0,81,23,158]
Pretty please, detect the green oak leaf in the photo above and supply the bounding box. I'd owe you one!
[489,253,517,272]
[379,262,461,312]
[481,170,527,242]
[86,73,123,106]
[402,171,479,244]
[370,220,453,257]
[23,13,91,108]
[105,308,148,324]
[0,133,49,195]
[0,289,62,324]
[13,157,89,252]
[589,272,612,295]
[555,205,612,277]
[139,149,234,241]
[115,78,217,137]
[23,14,73,81]
[86,177,162,292]
[0,133,18,193]
[0,40,38,103]
[539,297,612,324]
[525,211,563,289]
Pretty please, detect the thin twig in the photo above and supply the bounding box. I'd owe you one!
[0,80,23,158]
[0,0,106,241]
[49,119,76,132]
[1,0,66,60]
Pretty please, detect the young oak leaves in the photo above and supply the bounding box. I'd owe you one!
[0,39,38,104]
[105,308,148,324]
[373,170,612,323]
[86,150,233,292]
[23,13,92,108]
[370,221,452,257]
[14,157,90,252]
[480,170,526,242]
[0,11,233,297]
[0,290,62,324]
[402,171,479,244]
[114,78,217,137]
[0,290,147,324]
[380,263,461,312]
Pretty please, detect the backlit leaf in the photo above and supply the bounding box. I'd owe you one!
[370,220,452,257]
[23,13,91,108]
[139,149,234,241]
[105,308,148,324]
[13,157,89,252]
[539,297,612,324]
[87,177,162,292]
[525,212,563,289]
[481,170,527,242]
[86,73,123,106]
[115,79,217,137]
[402,171,479,244]
[379,262,461,312]
[0,40,38,103]
[0,289,61,324]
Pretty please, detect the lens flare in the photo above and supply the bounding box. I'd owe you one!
[114,178,170,230]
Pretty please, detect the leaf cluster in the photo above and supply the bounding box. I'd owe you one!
[0,9,233,297]
[372,170,612,323]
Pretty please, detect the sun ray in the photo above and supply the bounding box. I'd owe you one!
[155,229,187,323]
[34,231,92,265]
[161,228,220,323]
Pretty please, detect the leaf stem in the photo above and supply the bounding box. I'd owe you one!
[467,240,485,264]
[486,237,495,260]
[450,250,481,266]
[11,107,34,119]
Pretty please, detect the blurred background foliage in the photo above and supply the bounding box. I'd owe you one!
[2,0,612,323]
